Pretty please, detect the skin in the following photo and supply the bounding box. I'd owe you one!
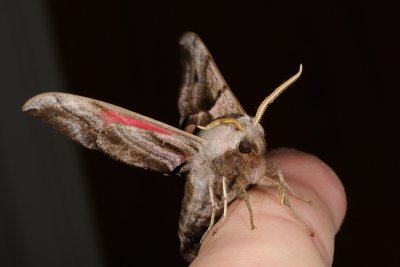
[190,148,347,267]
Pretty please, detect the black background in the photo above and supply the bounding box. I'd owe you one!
[1,0,399,266]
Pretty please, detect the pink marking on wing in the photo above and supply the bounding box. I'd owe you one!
[102,110,174,135]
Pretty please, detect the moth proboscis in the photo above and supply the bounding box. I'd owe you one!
[22,32,313,263]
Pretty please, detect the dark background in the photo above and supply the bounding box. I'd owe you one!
[1,0,398,266]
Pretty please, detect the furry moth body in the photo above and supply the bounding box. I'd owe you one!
[22,32,311,262]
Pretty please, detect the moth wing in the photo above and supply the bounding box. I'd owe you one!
[178,32,246,130]
[22,92,202,173]
[97,123,199,173]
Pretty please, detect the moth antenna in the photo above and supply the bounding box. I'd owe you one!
[198,118,245,132]
[253,64,303,126]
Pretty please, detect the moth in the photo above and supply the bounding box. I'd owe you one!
[22,32,312,262]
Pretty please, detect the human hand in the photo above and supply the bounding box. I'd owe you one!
[190,149,346,266]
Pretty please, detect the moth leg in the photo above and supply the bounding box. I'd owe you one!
[210,176,229,236]
[236,182,256,230]
[275,168,314,235]
[200,180,218,244]
[266,162,312,204]
[277,166,312,205]
[258,163,314,236]
[222,176,228,219]
[200,176,228,244]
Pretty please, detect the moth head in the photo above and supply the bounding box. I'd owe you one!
[236,116,266,156]
[198,65,302,158]
[198,115,266,158]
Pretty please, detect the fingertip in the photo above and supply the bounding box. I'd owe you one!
[265,148,347,264]
[267,148,347,233]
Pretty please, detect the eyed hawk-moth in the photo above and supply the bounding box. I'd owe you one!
[22,32,312,262]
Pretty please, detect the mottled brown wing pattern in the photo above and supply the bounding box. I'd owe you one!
[23,92,203,173]
[178,32,246,130]
[97,124,199,173]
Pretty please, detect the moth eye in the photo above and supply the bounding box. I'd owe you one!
[193,73,199,82]
[239,140,252,154]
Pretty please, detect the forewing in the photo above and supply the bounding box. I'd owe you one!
[178,32,246,129]
[22,92,202,173]
[97,124,198,173]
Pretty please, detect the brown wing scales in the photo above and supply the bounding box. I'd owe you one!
[178,32,245,130]
[22,92,202,174]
